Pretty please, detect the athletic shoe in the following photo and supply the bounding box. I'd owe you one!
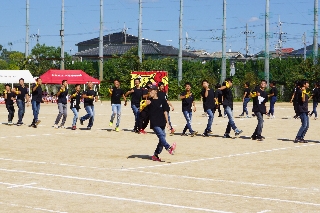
[218,115,223,117]
[206,130,213,134]
[181,132,188,136]
[59,126,66,129]
[235,129,243,136]
[223,134,232,138]
[35,120,41,125]
[239,113,244,117]
[299,138,308,143]
[223,115,227,118]
[7,121,13,126]
[87,127,91,130]
[53,124,59,129]
[251,135,257,140]
[294,138,300,143]
[31,123,37,128]
[167,142,177,155]
[109,121,113,127]
[115,127,120,132]
[80,119,84,125]
[190,131,198,137]
[170,128,176,135]
[315,117,318,120]
[134,129,140,133]
[202,132,209,137]
[151,155,162,162]
[139,129,147,134]
[71,125,76,130]
[246,115,251,118]
[16,123,22,126]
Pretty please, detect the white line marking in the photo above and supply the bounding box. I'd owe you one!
[0,201,67,213]
[7,182,37,189]
[0,168,319,207]
[42,134,51,136]
[0,181,231,213]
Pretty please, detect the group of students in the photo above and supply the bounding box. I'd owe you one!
[2,77,318,160]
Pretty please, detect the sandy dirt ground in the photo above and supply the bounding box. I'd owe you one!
[0,101,319,213]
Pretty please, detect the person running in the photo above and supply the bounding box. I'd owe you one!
[138,81,153,134]
[145,85,176,162]
[239,82,251,118]
[30,78,43,128]
[267,81,278,118]
[109,79,127,132]
[214,83,223,117]
[251,80,268,141]
[158,82,176,135]
[4,84,15,125]
[201,80,215,137]
[309,82,319,120]
[15,78,30,126]
[180,82,197,137]
[294,80,310,143]
[53,80,68,128]
[70,84,82,130]
[125,78,143,133]
[79,81,98,130]
[219,78,243,138]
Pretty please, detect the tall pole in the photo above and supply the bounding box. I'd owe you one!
[220,0,227,83]
[313,0,318,65]
[60,0,65,70]
[25,0,29,58]
[303,32,307,61]
[99,0,104,81]
[178,0,183,85]
[138,0,142,63]
[246,23,249,58]
[265,0,270,86]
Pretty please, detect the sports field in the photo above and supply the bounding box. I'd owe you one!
[0,101,319,213]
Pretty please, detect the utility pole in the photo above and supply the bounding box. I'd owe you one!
[99,0,104,81]
[265,0,270,86]
[303,32,307,61]
[178,0,183,85]
[138,0,142,63]
[25,0,29,58]
[60,0,65,70]
[220,0,227,84]
[313,0,318,65]
[275,16,286,60]
[123,22,128,44]
[242,23,254,59]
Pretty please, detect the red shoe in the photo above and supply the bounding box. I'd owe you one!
[139,129,147,134]
[151,155,161,161]
[170,128,176,135]
[168,142,176,155]
[71,125,77,130]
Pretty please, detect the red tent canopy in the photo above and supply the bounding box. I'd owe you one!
[40,70,100,84]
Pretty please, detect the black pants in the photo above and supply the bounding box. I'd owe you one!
[6,104,15,122]
[214,104,222,116]
[139,109,149,130]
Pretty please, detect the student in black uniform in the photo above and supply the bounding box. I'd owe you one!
[138,81,153,134]
[158,82,175,135]
[16,78,30,126]
[125,78,143,133]
[201,80,215,137]
[79,81,98,130]
[239,82,251,118]
[109,79,127,132]
[290,81,300,119]
[70,84,82,130]
[4,84,15,125]
[309,82,319,120]
[30,78,43,128]
[219,78,243,138]
[180,82,197,136]
[267,81,278,118]
[145,85,176,161]
[214,83,223,117]
[295,80,310,143]
[251,80,268,141]
[53,80,68,128]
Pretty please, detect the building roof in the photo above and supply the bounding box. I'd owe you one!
[75,43,198,58]
[289,44,320,56]
[76,32,160,46]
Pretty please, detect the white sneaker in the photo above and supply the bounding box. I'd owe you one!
[59,125,66,129]
[315,117,318,120]
[53,124,59,129]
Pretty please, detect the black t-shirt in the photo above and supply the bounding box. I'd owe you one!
[214,89,223,104]
[57,88,68,104]
[201,89,215,111]
[70,91,81,109]
[131,87,143,107]
[222,82,233,109]
[244,88,250,98]
[5,92,15,105]
[158,91,168,101]
[32,84,43,103]
[83,89,97,107]
[270,87,278,97]
[252,88,268,114]
[296,90,309,113]
[111,87,124,104]
[180,91,194,112]
[16,86,28,101]
[148,98,170,129]
[312,88,320,102]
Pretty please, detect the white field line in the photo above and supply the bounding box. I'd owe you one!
[0,168,320,207]
[0,181,231,213]
[0,201,68,213]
